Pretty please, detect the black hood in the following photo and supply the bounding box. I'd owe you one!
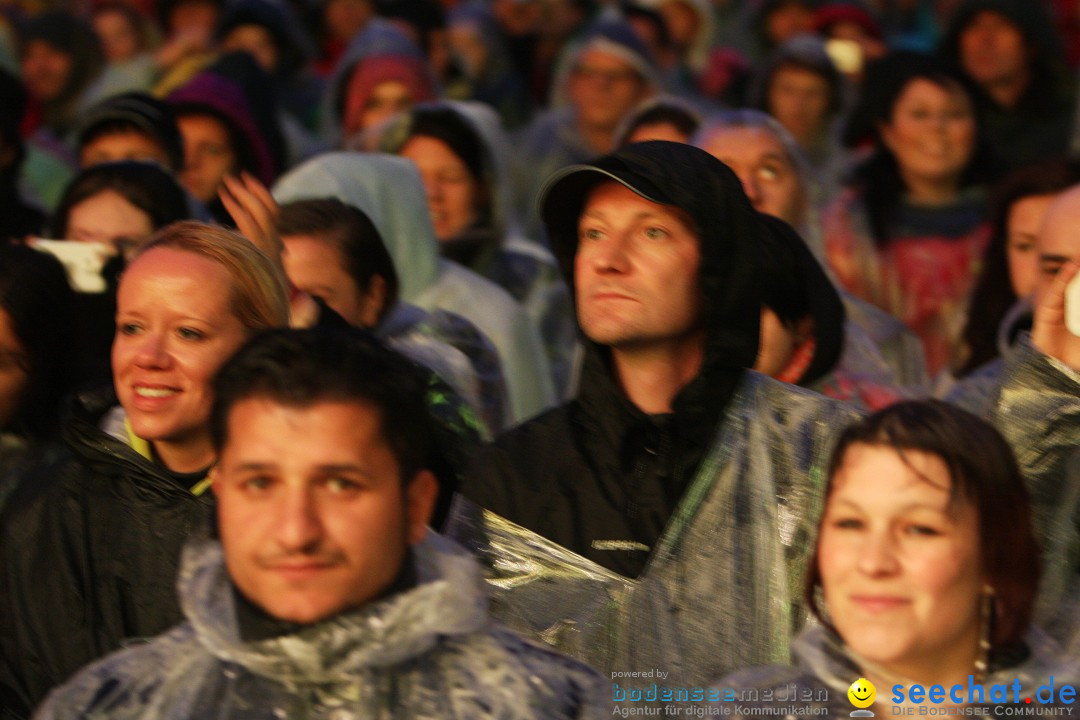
[539,140,763,374]
[757,213,845,386]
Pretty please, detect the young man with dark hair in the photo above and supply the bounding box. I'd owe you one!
[37,327,606,719]
[76,92,186,171]
[277,198,509,436]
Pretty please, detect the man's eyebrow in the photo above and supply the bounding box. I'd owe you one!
[1038,253,1071,264]
[759,152,792,166]
[580,209,684,223]
[232,461,275,470]
[228,462,374,477]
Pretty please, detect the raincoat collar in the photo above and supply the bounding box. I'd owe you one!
[179,532,489,684]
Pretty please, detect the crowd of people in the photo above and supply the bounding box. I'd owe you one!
[0,0,1079,717]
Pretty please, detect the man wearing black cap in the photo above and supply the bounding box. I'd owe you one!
[451,141,1080,689]
[76,92,185,172]
[452,141,861,686]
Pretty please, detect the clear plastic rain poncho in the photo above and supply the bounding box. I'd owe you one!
[36,533,610,720]
[448,371,863,688]
[718,623,1080,718]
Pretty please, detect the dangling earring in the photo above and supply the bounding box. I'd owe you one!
[974,585,995,683]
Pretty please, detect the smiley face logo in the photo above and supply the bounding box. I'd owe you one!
[848,678,876,709]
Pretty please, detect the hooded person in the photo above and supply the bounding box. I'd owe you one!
[756,213,906,410]
[938,0,1073,174]
[512,16,659,241]
[273,152,556,426]
[692,108,931,395]
[446,141,1080,688]
[0,69,45,240]
[167,50,287,222]
[19,12,106,140]
[748,35,849,206]
[632,0,715,77]
[444,3,531,130]
[319,19,437,147]
[213,0,327,161]
[377,100,577,397]
[75,92,185,172]
[17,12,105,209]
[276,196,510,439]
[446,141,864,685]
[214,0,313,82]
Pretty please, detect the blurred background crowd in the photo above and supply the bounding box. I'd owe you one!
[4,0,1080,432]
[2,0,1080,716]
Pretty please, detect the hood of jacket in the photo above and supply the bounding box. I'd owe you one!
[319,19,437,145]
[214,0,314,77]
[272,151,440,303]
[376,99,517,244]
[537,141,764,510]
[179,531,489,684]
[757,213,845,386]
[939,0,1069,110]
[540,140,763,377]
[167,52,286,186]
[547,16,661,109]
[61,386,197,502]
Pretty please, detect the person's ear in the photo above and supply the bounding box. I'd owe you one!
[208,464,221,496]
[358,274,387,328]
[404,469,438,545]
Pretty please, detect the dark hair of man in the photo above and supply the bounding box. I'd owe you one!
[210,327,432,483]
[805,399,1040,652]
[0,243,77,440]
[277,198,400,325]
[958,156,1080,376]
[51,161,191,239]
[79,119,160,153]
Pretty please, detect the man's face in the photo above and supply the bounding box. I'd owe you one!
[958,10,1029,91]
[1036,188,1080,301]
[568,49,650,133]
[213,398,436,624]
[700,125,806,227]
[282,233,385,328]
[575,181,703,352]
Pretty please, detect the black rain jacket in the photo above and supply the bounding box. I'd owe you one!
[459,141,764,577]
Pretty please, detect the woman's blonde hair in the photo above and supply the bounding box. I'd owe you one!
[132,221,290,332]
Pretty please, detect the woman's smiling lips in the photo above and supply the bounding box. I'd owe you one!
[129,383,181,410]
[850,594,911,612]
